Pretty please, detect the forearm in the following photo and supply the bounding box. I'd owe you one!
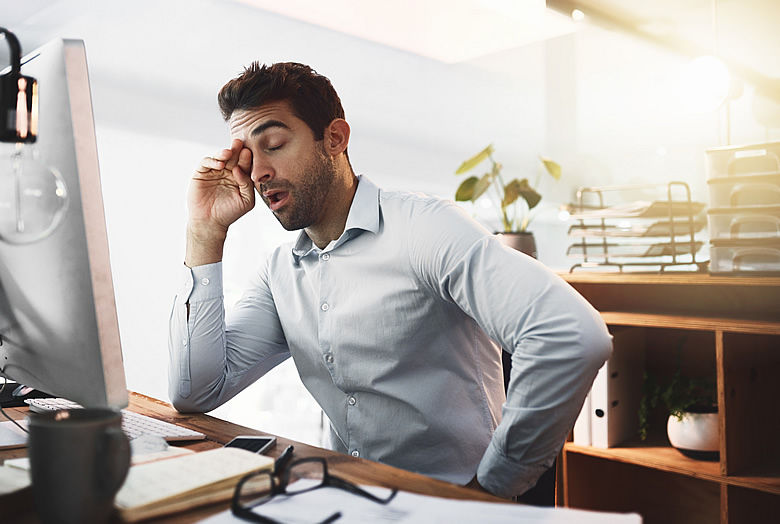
[185,220,228,268]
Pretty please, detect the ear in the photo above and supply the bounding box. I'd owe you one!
[323,118,350,157]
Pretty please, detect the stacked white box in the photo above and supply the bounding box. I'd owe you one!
[706,142,780,273]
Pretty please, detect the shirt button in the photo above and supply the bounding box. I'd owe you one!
[322,253,330,261]
[201,278,210,286]
[325,354,334,363]
[348,396,356,406]
[181,339,187,346]
[321,303,330,312]
[351,450,360,458]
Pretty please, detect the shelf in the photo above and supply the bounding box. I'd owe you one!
[559,273,780,325]
[560,273,780,522]
[565,438,720,479]
[598,311,780,335]
[560,271,780,288]
[564,440,780,496]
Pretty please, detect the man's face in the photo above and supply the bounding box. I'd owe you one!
[229,100,337,231]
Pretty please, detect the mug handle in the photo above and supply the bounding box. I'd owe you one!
[95,425,131,501]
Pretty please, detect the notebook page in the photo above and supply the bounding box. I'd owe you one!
[115,446,273,511]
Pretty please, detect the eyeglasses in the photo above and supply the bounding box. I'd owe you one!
[231,457,398,523]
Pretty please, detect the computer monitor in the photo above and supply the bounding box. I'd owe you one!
[0,38,127,410]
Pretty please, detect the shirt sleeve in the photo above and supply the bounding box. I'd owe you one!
[167,261,291,413]
[409,200,613,498]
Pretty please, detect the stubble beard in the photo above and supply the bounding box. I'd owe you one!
[265,145,338,232]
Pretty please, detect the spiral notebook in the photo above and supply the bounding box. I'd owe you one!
[114,446,274,522]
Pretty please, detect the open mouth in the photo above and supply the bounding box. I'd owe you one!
[264,190,290,212]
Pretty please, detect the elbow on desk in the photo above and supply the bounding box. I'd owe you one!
[168,384,219,414]
[170,396,219,414]
[171,398,205,414]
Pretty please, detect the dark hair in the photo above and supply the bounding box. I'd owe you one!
[218,62,345,141]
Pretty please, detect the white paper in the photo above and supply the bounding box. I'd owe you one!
[3,457,30,471]
[199,479,642,524]
[0,420,29,450]
[0,464,31,495]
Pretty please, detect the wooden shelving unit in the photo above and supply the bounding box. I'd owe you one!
[559,272,780,524]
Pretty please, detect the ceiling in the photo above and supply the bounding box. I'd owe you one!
[235,0,780,92]
[2,0,778,107]
[547,0,780,91]
[234,0,578,63]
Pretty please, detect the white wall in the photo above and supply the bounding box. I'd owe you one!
[5,0,778,444]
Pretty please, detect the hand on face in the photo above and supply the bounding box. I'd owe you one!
[188,138,254,233]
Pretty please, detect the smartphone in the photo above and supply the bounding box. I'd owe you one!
[224,435,277,454]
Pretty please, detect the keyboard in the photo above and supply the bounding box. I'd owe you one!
[25,398,206,442]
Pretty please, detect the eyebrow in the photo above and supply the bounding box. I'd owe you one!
[250,119,290,137]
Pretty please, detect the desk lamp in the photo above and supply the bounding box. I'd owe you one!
[0,28,68,245]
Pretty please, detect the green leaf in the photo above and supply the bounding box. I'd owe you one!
[504,178,542,210]
[502,179,523,208]
[520,189,542,210]
[456,145,494,175]
[455,176,479,201]
[540,156,561,180]
[472,173,493,201]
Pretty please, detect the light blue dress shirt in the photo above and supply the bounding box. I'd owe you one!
[169,175,612,497]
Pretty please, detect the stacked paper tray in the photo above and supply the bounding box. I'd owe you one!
[566,183,708,272]
[567,241,703,259]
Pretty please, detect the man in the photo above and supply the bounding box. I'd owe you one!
[168,62,612,498]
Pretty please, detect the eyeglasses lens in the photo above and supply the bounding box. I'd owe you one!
[284,459,327,495]
[236,472,274,509]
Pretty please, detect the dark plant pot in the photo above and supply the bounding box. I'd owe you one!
[496,231,537,259]
[667,405,719,461]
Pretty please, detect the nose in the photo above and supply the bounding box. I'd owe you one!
[250,155,274,185]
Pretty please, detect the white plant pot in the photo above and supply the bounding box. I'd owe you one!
[667,411,719,461]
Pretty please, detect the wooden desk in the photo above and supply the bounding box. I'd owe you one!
[1,391,504,522]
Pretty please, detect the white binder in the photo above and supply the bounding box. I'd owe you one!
[591,328,646,449]
[573,390,592,446]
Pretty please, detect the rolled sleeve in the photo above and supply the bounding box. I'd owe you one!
[477,442,553,497]
[168,262,224,408]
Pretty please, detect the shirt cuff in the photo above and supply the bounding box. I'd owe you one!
[177,262,223,304]
[476,441,554,498]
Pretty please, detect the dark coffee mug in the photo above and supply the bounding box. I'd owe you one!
[28,408,130,524]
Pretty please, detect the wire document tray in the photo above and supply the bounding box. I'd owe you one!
[566,182,709,273]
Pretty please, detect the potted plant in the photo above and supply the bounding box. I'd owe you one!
[638,340,718,460]
[454,144,561,257]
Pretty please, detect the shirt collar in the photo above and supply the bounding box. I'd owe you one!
[291,174,380,262]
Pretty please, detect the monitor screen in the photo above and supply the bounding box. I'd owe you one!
[0,38,127,410]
